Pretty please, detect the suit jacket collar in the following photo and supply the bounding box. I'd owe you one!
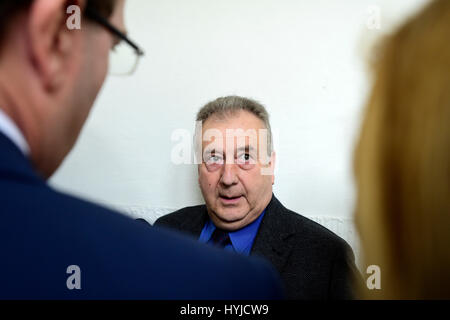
[178,204,209,237]
[251,195,297,273]
[0,131,43,185]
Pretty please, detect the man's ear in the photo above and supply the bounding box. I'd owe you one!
[198,164,202,186]
[270,151,276,185]
[28,0,86,91]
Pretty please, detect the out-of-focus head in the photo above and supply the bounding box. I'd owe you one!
[195,96,275,231]
[354,0,450,299]
[0,0,124,178]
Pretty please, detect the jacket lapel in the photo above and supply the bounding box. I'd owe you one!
[179,205,209,237]
[251,195,296,273]
[0,132,42,185]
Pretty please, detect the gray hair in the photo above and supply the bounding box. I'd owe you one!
[195,96,273,156]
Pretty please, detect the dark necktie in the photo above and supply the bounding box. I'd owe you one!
[208,228,231,248]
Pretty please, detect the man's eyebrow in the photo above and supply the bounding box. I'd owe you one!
[204,147,224,154]
[236,145,256,152]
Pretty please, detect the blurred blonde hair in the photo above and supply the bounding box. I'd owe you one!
[354,0,450,299]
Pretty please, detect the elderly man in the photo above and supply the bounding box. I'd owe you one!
[155,96,359,299]
[0,1,284,299]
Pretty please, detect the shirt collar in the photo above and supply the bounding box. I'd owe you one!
[0,109,30,156]
[228,210,265,253]
[201,209,266,255]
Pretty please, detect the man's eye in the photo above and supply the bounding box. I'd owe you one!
[207,155,223,164]
[238,153,251,162]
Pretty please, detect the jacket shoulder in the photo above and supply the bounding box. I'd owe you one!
[154,204,205,227]
[288,210,345,240]
[263,199,358,299]
[1,184,285,299]
[272,203,354,258]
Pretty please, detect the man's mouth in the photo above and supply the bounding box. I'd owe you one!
[219,194,243,204]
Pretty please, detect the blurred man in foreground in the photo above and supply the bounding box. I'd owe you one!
[0,0,284,299]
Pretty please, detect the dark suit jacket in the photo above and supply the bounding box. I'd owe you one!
[155,195,360,300]
[0,132,284,299]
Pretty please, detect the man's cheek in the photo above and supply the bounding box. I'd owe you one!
[201,177,215,195]
[206,175,218,189]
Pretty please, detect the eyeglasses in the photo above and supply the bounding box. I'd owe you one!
[85,8,144,76]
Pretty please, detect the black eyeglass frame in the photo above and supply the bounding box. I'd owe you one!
[85,7,145,57]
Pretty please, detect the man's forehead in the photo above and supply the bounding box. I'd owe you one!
[200,111,269,153]
[202,133,261,154]
[204,142,257,151]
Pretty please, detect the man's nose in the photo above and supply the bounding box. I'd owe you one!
[220,164,239,186]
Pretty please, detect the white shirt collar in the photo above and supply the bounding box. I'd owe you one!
[0,108,30,156]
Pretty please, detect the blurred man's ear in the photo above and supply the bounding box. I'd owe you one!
[28,0,86,92]
[271,151,276,185]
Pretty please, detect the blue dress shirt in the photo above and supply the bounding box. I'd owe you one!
[199,209,266,256]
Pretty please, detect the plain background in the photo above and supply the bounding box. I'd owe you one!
[51,0,431,268]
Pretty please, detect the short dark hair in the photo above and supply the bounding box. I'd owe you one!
[0,0,117,48]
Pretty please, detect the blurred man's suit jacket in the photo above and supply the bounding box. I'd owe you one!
[155,195,360,300]
[0,132,284,299]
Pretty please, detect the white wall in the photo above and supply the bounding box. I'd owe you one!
[50,0,431,265]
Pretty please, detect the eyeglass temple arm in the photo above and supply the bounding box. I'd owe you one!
[85,7,145,56]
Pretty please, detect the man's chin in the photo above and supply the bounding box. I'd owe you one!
[212,209,248,230]
[215,220,247,231]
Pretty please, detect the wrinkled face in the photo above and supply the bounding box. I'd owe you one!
[198,110,275,231]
